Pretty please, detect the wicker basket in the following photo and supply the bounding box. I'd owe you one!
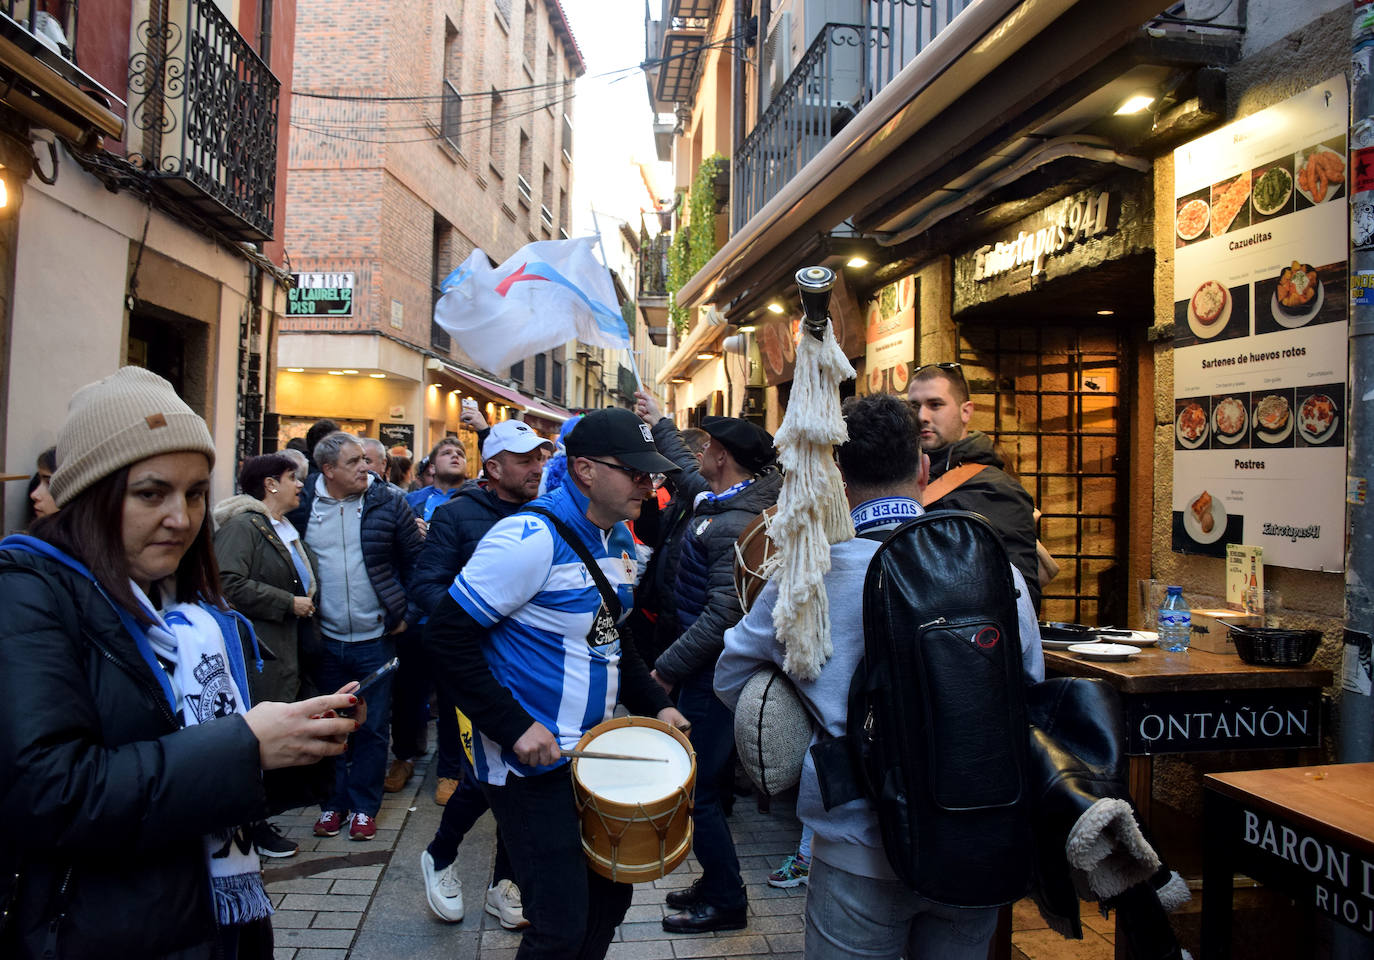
[1229,626,1321,666]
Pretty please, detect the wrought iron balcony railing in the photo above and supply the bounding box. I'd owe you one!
[128,0,279,241]
[733,0,974,232]
[639,230,670,299]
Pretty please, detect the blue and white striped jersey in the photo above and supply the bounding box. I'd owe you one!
[448,481,640,784]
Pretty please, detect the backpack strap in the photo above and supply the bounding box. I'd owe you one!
[919,462,988,507]
[522,506,621,621]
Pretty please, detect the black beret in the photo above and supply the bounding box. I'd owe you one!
[701,416,776,473]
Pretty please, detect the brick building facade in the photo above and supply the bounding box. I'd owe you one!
[279,0,584,455]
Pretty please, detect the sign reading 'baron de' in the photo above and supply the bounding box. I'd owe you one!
[972,190,1115,281]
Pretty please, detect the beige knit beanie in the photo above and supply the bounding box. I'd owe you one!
[49,366,216,507]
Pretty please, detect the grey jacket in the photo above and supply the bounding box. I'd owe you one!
[306,475,387,641]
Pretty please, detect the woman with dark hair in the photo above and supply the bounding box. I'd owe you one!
[214,453,322,859]
[26,445,57,524]
[0,368,359,959]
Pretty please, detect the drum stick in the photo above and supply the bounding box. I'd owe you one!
[562,749,668,763]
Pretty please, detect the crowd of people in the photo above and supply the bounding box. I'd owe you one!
[1,360,1045,960]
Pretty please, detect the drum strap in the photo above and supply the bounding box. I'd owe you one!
[523,506,623,636]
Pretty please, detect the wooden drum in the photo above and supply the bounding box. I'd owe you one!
[570,716,696,883]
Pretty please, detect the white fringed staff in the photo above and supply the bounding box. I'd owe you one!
[771,266,856,681]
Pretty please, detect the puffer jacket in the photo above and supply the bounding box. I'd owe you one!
[650,418,783,683]
[0,540,271,959]
[213,494,320,703]
[410,483,526,617]
[294,476,424,630]
[926,431,1041,608]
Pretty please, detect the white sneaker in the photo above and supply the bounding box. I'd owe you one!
[485,878,529,930]
[420,850,464,922]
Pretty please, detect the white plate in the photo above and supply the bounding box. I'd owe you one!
[1297,399,1339,445]
[1184,493,1227,545]
[1176,198,1210,242]
[1295,145,1345,206]
[1187,284,1233,340]
[1041,637,1085,650]
[1068,642,1141,662]
[1252,402,1294,445]
[1270,279,1324,329]
[1175,406,1208,448]
[1212,398,1248,446]
[1252,167,1294,216]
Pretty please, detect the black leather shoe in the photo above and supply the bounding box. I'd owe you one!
[664,878,705,910]
[662,902,748,934]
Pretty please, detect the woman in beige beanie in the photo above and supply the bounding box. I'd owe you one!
[0,367,361,959]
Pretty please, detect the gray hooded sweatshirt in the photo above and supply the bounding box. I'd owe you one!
[306,474,385,642]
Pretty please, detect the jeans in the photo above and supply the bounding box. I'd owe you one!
[427,751,512,883]
[805,857,999,960]
[313,635,395,817]
[479,766,632,959]
[675,667,746,910]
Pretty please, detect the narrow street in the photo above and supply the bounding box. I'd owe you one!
[263,740,1117,959]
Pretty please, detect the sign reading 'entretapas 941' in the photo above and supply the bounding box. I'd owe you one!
[289,273,355,316]
[972,190,1115,281]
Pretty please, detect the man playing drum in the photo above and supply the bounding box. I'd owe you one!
[425,407,691,960]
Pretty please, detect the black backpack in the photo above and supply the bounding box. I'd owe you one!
[812,510,1034,907]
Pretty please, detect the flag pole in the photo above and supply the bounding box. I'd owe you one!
[589,206,647,395]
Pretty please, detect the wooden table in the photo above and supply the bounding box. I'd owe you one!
[1042,646,1332,826]
[1202,763,1374,958]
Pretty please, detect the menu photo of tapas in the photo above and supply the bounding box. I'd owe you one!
[865,361,913,396]
[1252,259,1345,336]
[1174,395,1211,450]
[1172,279,1250,347]
[1248,156,1295,225]
[1173,489,1242,555]
[1294,136,1346,210]
[1209,169,1252,239]
[1295,381,1344,448]
[1174,186,1211,249]
[1248,387,1297,448]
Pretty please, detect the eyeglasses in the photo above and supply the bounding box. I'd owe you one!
[584,458,665,488]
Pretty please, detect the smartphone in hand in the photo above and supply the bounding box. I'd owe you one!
[338,657,399,717]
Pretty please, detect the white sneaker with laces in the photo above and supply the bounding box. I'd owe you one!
[420,850,464,922]
[485,878,529,930]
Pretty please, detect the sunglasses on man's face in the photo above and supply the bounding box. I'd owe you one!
[585,457,665,488]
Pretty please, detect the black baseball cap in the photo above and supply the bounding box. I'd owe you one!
[702,416,776,473]
[565,407,680,474]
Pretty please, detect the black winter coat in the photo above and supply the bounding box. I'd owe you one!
[294,476,424,631]
[0,546,301,959]
[650,418,783,684]
[926,431,1041,609]
[410,484,525,617]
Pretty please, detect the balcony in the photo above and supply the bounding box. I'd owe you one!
[734,0,973,231]
[0,2,123,145]
[638,230,670,345]
[128,0,279,241]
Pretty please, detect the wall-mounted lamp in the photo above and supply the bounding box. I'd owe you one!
[738,324,756,333]
[696,352,716,360]
[370,372,387,378]
[766,302,785,314]
[285,367,304,373]
[1114,94,1154,115]
[1096,309,1115,316]
[845,256,869,268]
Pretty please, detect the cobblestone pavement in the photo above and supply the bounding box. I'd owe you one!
[264,745,1117,959]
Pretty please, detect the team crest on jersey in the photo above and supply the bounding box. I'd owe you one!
[639,423,653,442]
[621,550,635,580]
[187,651,237,722]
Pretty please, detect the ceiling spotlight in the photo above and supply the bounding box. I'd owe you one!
[766,302,785,314]
[327,370,344,375]
[738,324,757,333]
[285,367,304,373]
[369,372,387,378]
[341,369,359,374]
[671,377,688,383]
[1096,309,1115,316]
[697,352,716,360]
[846,256,869,268]
[1114,94,1154,115]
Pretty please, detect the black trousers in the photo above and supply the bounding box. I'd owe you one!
[479,766,632,959]
[389,631,429,761]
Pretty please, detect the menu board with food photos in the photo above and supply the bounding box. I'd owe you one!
[861,275,918,395]
[1171,76,1348,571]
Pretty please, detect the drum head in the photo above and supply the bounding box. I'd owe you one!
[576,726,692,804]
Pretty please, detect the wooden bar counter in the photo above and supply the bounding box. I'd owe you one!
[1202,762,1374,957]
[1042,646,1332,826]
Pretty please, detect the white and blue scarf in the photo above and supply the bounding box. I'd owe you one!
[132,583,273,928]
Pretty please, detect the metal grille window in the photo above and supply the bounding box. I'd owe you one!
[956,324,1128,626]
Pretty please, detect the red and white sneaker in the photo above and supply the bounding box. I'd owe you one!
[314,810,345,837]
[349,812,377,841]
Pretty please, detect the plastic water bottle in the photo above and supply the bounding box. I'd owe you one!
[1157,586,1191,652]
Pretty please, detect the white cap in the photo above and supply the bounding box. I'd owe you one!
[483,419,554,460]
